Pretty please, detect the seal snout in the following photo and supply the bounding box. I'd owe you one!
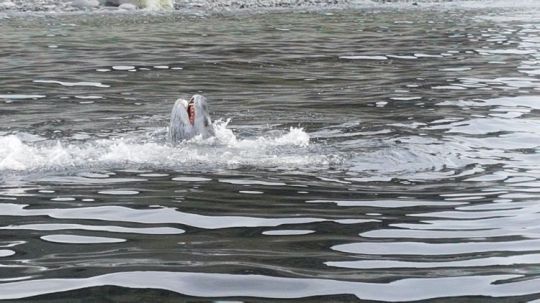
[169,94,214,143]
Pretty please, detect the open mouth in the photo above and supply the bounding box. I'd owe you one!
[187,98,195,125]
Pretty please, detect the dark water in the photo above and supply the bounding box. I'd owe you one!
[1,4,540,302]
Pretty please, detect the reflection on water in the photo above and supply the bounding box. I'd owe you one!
[1,3,540,302]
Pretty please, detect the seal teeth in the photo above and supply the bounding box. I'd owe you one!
[188,103,195,125]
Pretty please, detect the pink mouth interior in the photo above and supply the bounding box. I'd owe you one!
[187,99,195,125]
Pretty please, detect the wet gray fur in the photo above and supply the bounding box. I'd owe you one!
[168,94,215,143]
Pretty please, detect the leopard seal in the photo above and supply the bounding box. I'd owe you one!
[168,94,215,143]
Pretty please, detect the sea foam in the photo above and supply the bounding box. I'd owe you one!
[0,120,328,173]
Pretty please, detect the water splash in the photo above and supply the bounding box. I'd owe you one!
[0,120,326,173]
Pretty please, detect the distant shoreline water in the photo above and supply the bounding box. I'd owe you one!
[1,0,540,14]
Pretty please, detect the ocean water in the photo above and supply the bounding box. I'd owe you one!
[1,1,540,302]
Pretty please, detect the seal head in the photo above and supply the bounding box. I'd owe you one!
[168,94,214,142]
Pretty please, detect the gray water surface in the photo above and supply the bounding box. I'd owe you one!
[1,4,540,302]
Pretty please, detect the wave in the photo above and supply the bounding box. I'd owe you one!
[0,117,508,183]
[0,120,334,174]
[0,119,488,182]
[0,271,536,301]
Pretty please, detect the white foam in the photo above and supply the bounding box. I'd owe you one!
[0,122,330,173]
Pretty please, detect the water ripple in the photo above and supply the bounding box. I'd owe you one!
[33,80,110,88]
[0,203,328,229]
[0,271,537,301]
[1,5,540,302]
[332,239,540,255]
[41,234,126,244]
[1,223,184,235]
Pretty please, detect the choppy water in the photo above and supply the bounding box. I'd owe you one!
[1,2,540,302]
